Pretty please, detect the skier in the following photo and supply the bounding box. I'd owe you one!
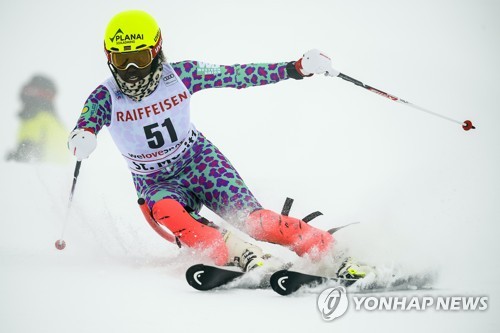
[68,9,365,279]
[7,75,68,164]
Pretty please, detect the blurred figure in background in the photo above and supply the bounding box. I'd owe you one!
[6,75,68,164]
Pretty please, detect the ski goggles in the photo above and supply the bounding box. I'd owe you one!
[110,49,153,70]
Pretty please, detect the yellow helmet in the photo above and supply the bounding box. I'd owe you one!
[104,10,162,61]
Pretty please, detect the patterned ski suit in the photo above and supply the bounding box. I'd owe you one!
[74,60,333,262]
[75,61,288,223]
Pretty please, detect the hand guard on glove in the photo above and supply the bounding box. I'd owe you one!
[67,128,97,161]
[295,49,339,78]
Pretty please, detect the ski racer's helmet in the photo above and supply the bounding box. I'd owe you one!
[104,10,163,67]
[20,75,56,107]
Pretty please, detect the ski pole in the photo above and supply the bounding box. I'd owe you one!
[331,71,475,131]
[55,160,82,250]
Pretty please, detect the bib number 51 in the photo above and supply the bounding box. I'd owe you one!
[143,118,178,149]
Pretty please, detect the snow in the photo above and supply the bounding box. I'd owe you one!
[1,0,500,332]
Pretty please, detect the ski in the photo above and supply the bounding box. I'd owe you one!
[186,264,435,294]
[270,270,358,296]
[186,264,244,291]
[270,269,435,296]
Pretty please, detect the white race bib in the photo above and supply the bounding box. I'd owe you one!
[105,63,195,174]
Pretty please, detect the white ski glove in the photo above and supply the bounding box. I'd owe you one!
[67,128,97,160]
[297,49,339,77]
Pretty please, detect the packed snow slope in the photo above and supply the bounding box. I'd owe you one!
[1,0,499,332]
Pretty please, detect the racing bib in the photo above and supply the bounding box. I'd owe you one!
[105,63,195,174]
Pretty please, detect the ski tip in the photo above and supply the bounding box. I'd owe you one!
[270,270,295,296]
[185,264,209,291]
[185,264,245,291]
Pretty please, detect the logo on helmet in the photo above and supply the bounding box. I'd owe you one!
[109,29,124,42]
[109,28,144,45]
[154,29,161,42]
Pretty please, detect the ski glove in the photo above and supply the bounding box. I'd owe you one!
[296,49,339,77]
[67,128,97,160]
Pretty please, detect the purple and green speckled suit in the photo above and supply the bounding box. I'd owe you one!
[74,60,290,224]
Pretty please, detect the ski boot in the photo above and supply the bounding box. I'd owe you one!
[223,230,277,272]
[336,257,371,280]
